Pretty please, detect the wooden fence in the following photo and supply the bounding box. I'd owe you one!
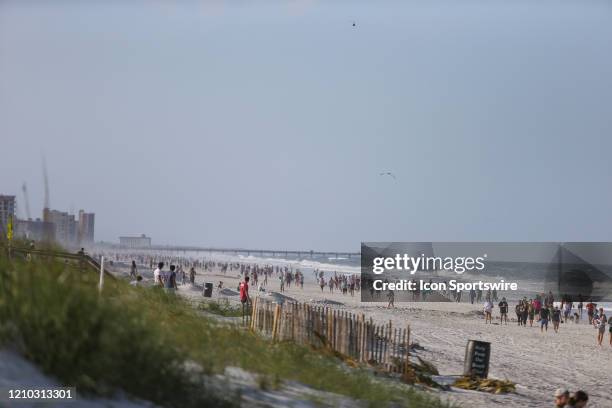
[250,297,410,374]
[2,244,115,279]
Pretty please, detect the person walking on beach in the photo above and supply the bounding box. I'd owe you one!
[528,301,535,327]
[516,303,524,326]
[540,306,550,332]
[546,291,555,308]
[163,265,178,293]
[498,297,508,324]
[154,262,164,287]
[554,388,570,408]
[239,276,251,322]
[533,297,542,319]
[130,260,137,279]
[319,275,325,292]
[563,301,572,323]
[189,267,196,284]
[279,274,285,292]
[179,265,186,285]
[484,299,493,324]
[594,307,607,346]
[608,315,612,347]
[521,300,529,326]
[586,300,595,324]
[387,289,394,309]
[552,306,561,333]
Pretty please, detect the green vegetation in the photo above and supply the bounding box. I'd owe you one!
[198,299,243,317]
[0,247,452,408]
[0,247,231,408]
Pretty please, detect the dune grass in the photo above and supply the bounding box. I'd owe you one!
[198,299,244,317]
[0,248,452,408]
[0,248,230,407]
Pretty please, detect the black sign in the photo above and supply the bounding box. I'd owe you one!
[463,340,491,378]
[203,282,213,298]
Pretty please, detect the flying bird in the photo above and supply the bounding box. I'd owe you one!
[379,172,396,179]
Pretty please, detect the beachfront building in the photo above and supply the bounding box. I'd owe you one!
[119,234,151,248]
[0,193,91,245]
[15,218,55,242]
[78,210,95,244]
[0,195,16,236]
[46,210,78,246]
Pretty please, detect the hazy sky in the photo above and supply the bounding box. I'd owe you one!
[1,0,611,251]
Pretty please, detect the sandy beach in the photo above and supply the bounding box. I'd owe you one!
[146,262,611,408]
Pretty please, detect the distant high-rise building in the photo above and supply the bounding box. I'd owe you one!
[15,218,55,242]
[78,210,95,244]
[0,194,93,246]
[47,210,78,246]
[0,195,16,236]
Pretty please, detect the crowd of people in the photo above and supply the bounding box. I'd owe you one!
[482,292,611,346]
[101,251,612,349]
[95,250,362,298]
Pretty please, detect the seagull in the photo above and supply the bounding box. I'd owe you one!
[379,172,396,179]
[352,21,356,27]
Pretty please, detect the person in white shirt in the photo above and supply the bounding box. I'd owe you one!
[595,307,607,346]
[484,300,493,324]
[153,262,164,287]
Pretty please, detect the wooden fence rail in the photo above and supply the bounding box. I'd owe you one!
[250,297,410,374]
[1,244,115,279]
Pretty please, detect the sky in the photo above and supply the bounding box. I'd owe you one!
[1,0,611,251]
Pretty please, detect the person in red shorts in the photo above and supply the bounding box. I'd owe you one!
[586,300,596,324]
[239,276,251,322]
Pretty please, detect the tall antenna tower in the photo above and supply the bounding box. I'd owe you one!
[42,155,52,242]
[43,155,50,212]
[21,183,32,220]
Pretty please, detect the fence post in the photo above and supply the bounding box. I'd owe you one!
[328,308,334,350]
[376,325,381,363]
[360,314,366,362]
[358,314,363,361]
[272,303,281,342]
[98,256,104,293]
[250,296,258,331]
[263,301,267,334]
[338,310,343,353]
[342,312,347,355]
[385,320,392,370]
[391,327,399,372]
[291,302,296,342]
[404,325,411,377]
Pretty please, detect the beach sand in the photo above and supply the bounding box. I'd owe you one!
[125,264,612,408]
